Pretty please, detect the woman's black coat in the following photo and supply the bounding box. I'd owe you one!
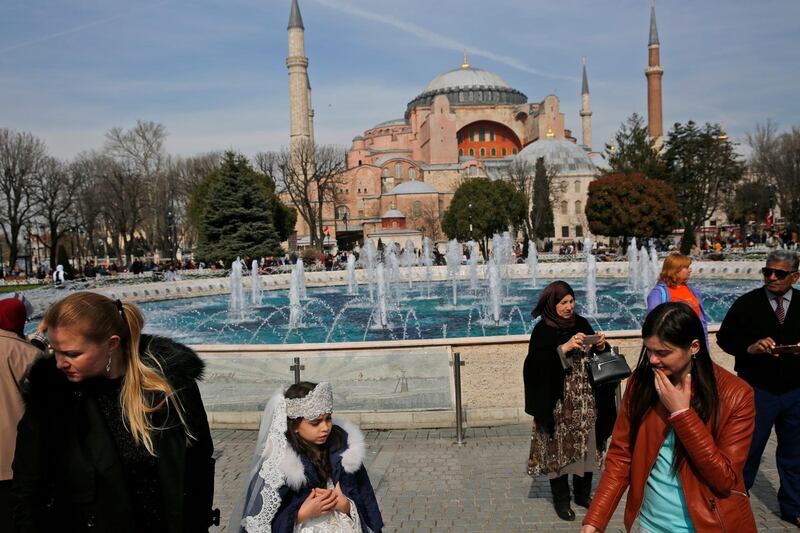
[523,315,617,447]
[12,335,216,533]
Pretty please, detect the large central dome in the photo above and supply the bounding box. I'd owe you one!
[423,67,512,93]
[406,63,527,116]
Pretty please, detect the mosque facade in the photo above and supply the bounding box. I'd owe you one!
[285,0,663,251]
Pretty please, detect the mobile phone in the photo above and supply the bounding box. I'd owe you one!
[772,344,800,355]
[583,334,601,345]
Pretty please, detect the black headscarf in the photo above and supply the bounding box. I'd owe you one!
[532,280,577,330]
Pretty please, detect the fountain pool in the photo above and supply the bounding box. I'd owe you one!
[133,277,760,345]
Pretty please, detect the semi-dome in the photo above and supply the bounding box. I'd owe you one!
[516,139,597,177]
[385,180,438,195]
[406,64,527,116]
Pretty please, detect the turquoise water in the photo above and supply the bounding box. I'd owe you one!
[136,278,761,345]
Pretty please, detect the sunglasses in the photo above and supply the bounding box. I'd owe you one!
[762,267,798,280]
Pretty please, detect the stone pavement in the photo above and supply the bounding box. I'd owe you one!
[210,425,793,532]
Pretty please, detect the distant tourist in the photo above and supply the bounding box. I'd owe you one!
[51,264,65,285]
[12,292,218,531]
[582,302,756,533]
[233,381,383,532]
[524,281,617,522]
[717,249,800,526]
[647,253,708,343]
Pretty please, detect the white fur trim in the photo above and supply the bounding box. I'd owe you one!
[334,417,366,474]
[278,447,306,490]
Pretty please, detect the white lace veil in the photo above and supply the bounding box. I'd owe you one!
[228,390,290,533]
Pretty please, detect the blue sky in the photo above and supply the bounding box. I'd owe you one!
[2,0,798,160]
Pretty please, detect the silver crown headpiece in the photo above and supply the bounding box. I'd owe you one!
[285,382,333,420]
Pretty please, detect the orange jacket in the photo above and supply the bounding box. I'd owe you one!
[583,364,757,532]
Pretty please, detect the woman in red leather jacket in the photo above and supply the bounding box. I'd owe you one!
[582,302,757,533]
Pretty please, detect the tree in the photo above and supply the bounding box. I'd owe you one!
[586,173,678,242]
[441,178,526,258]
[195,152,283,264]
[604,113,666,180]
[531,157,555,241]
[31,156,82,267]
[0,129,47,270]
[409,203,444,242]
[726,181,775,250]
[748,122,800,230]
[664,121,745,254]
[277,140,346,250]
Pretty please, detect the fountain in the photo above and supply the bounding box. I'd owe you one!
[292,259,307,299]
[467,240,479,291]
[446,239,462,305]
[638,241,651,304]
[649,241,660,287]
[487,259,502,325]
[375,263,389,329]
[627,237,639,292]
[422,237,433,298]
[401,239,417,289]
[527,240,538,288]
[287,264,303,330]
[362,239,378,301]
[387,246,402,302]
[346,254,358,295]
[229,257,245,318]
[584,237,597,316]
[250,259,262,305]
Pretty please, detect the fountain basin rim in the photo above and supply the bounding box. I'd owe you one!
[190,325,721,353]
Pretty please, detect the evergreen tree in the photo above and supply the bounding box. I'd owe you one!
[531,157,555,240]
[195,152,283,264]
[604,113,666,180]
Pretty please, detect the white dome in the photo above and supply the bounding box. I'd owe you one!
[516,139,597,176]
[382,209,405,218]
[424,67,512,93]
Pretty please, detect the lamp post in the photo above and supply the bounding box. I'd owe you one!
[468,203,473,240]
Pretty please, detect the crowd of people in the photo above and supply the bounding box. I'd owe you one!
[1,248,799,532]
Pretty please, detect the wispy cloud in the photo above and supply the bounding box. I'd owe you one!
[309,0,576,82]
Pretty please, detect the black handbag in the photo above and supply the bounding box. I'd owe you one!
[587,348,631,387]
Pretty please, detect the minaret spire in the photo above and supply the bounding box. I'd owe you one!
[461,49,470,69]
[645,0,664,147]
[579,57,592,151]
[287,0,313,152]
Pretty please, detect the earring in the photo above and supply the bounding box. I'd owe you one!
[106,352,112,373]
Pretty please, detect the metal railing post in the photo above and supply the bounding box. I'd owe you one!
[452,351,465,445]
[290,357,304,384]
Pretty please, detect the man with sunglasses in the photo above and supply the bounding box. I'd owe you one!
[718,249,800,526]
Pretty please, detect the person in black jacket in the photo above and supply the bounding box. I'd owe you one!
[523,281,617,522]
[12,291,218,533]
[717,249,800,526]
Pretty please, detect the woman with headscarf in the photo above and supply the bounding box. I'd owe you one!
[523,281,618,522]
[0,297,42,533]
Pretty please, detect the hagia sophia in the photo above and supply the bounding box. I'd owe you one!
[284,0,664,251]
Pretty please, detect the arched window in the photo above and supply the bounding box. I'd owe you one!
[336,205,350,220]
[470,129,476,142]
[512,148,518,155]
[459,148,464,157]
[560,200,568,215]
[479,127,485,141]
[357,199,364,209]
[480,148,486,157]
[560,181,568,193]
[469,148,475,156]
[409,168,417,180]
[412,201,423,218]
[574,200,582,215]
[489,130,495,141]
[382,167,389,177]
[395,163,402,178]
[490,148,496,157]
[502,147,507,156]
[574,180,581,193]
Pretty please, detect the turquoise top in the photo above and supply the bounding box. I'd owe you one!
[639,429,696,533]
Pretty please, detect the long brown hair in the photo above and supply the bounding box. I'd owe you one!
[45,292,188,455]
[627,302,718,472]
[284,382,345,485]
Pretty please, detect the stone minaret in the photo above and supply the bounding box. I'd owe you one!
[579,58,592,151]
[645,0,664,147]
[287,0,314,151]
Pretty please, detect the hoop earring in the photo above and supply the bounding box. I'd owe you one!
[106,352,112,373]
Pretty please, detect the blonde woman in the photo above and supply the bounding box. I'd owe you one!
[12,292,217,532]
[647,253,709,342]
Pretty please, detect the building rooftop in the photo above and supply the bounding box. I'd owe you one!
[385,180,439,195]
[516,138,597,177]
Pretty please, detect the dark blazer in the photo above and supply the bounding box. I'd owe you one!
[523,315,617,446]
[717,287,800,393]
[12,335,216,533]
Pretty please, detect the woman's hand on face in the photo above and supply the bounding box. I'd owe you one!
[332,482,350,514]
[654,368,692,414]
[561,332,585,353]
[297,488,337,522]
